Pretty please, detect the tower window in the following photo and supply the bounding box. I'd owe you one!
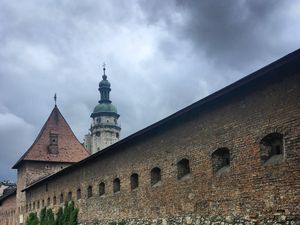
[37,201,40,209]
[48,133,58,154]
[87,185,93,198]
[96,132,100,137]
[260,133,284,163]
[77,189,81,200]
[151,167,161,186]
[42,200,45,207]
[131,173,139,190]
[99,182,105,196]
[47,197,50,206]
[212,147,230,175]
[177,158,191,179]
[113,178,120,193]
[116,133,119,138]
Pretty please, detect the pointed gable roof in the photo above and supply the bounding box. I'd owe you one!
[13,106,90,169]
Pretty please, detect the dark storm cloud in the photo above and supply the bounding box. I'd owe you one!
[139,1,299,71]
[0,0,299,182]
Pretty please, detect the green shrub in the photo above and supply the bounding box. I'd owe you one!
[26,212,39,225]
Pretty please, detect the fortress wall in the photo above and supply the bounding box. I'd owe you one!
[25,72,300,224]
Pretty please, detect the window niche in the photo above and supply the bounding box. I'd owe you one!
[77,189,81,200]
[48,132,58,154]
[59,193,63,204]
[53,196,56,205]
[113,178,120,193]
[212,147,230,175]
[177,158,191,179]
[87,186,93,198]
[130,173,139,190]
[99,182,105,196]
[67,191,72,201]
[151,167,161,186]
[260,133,284,164]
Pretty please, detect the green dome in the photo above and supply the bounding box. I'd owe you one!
[99,79,111,87]
[93,103,117,114]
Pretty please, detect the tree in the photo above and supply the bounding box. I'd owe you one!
[46,208,55,225]
[55,207,64,225]
[26,212,39,225]
[40,207,47,225]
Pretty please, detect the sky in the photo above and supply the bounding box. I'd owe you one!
[0,0,299,182]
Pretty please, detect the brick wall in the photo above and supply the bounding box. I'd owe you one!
[16,161,72,224]
[0,194,16,225]
[24,72,300,224]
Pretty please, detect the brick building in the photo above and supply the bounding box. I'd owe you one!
[0,49,300,225]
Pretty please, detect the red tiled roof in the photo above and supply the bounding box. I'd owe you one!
[13,106,90,168]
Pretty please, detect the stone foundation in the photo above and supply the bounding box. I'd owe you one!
[83,215,300,225]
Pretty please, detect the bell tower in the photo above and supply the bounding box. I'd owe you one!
[84,65,121,154]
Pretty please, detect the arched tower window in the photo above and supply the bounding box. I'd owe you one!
[47,197,50,206]
[87,186,93,198]
[113,178,120,193]
[260,133,284,163]
[130,173,139,190]
[77,189,81,200]
[177,158,191,179]
[151,167,161,186]
[53,196,56,205]
[99,182,105,196]
[212,147,230,175]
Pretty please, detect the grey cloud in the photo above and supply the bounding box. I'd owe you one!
[139,1,299,71]
[0,0,299,182]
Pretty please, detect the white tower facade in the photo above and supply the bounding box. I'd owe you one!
[84,67,121,154]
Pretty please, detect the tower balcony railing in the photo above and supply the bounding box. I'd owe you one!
[92,122,121,131]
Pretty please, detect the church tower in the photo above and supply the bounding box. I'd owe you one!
[84,65,121,154]
[13,100,90,224]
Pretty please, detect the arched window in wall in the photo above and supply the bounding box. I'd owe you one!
[47,197,50,206]
[130,173,139,190]
[177,158,191,179]
[53,196,56,205]
[59,193,64,204]
[67,191,72,201]
[77,189,81,200]
[87,186,93,198]
[260,133,284,163]
[99,182,105,196]
[151,167,161,186]
[113,178,120,193]
[211,147,230,175]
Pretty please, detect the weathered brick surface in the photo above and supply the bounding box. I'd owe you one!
[0,194,16,225]
[23,72,300,224]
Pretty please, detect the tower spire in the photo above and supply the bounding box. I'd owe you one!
[102,63,107,80]
[54,93,57,107]
[98,63,111,103]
